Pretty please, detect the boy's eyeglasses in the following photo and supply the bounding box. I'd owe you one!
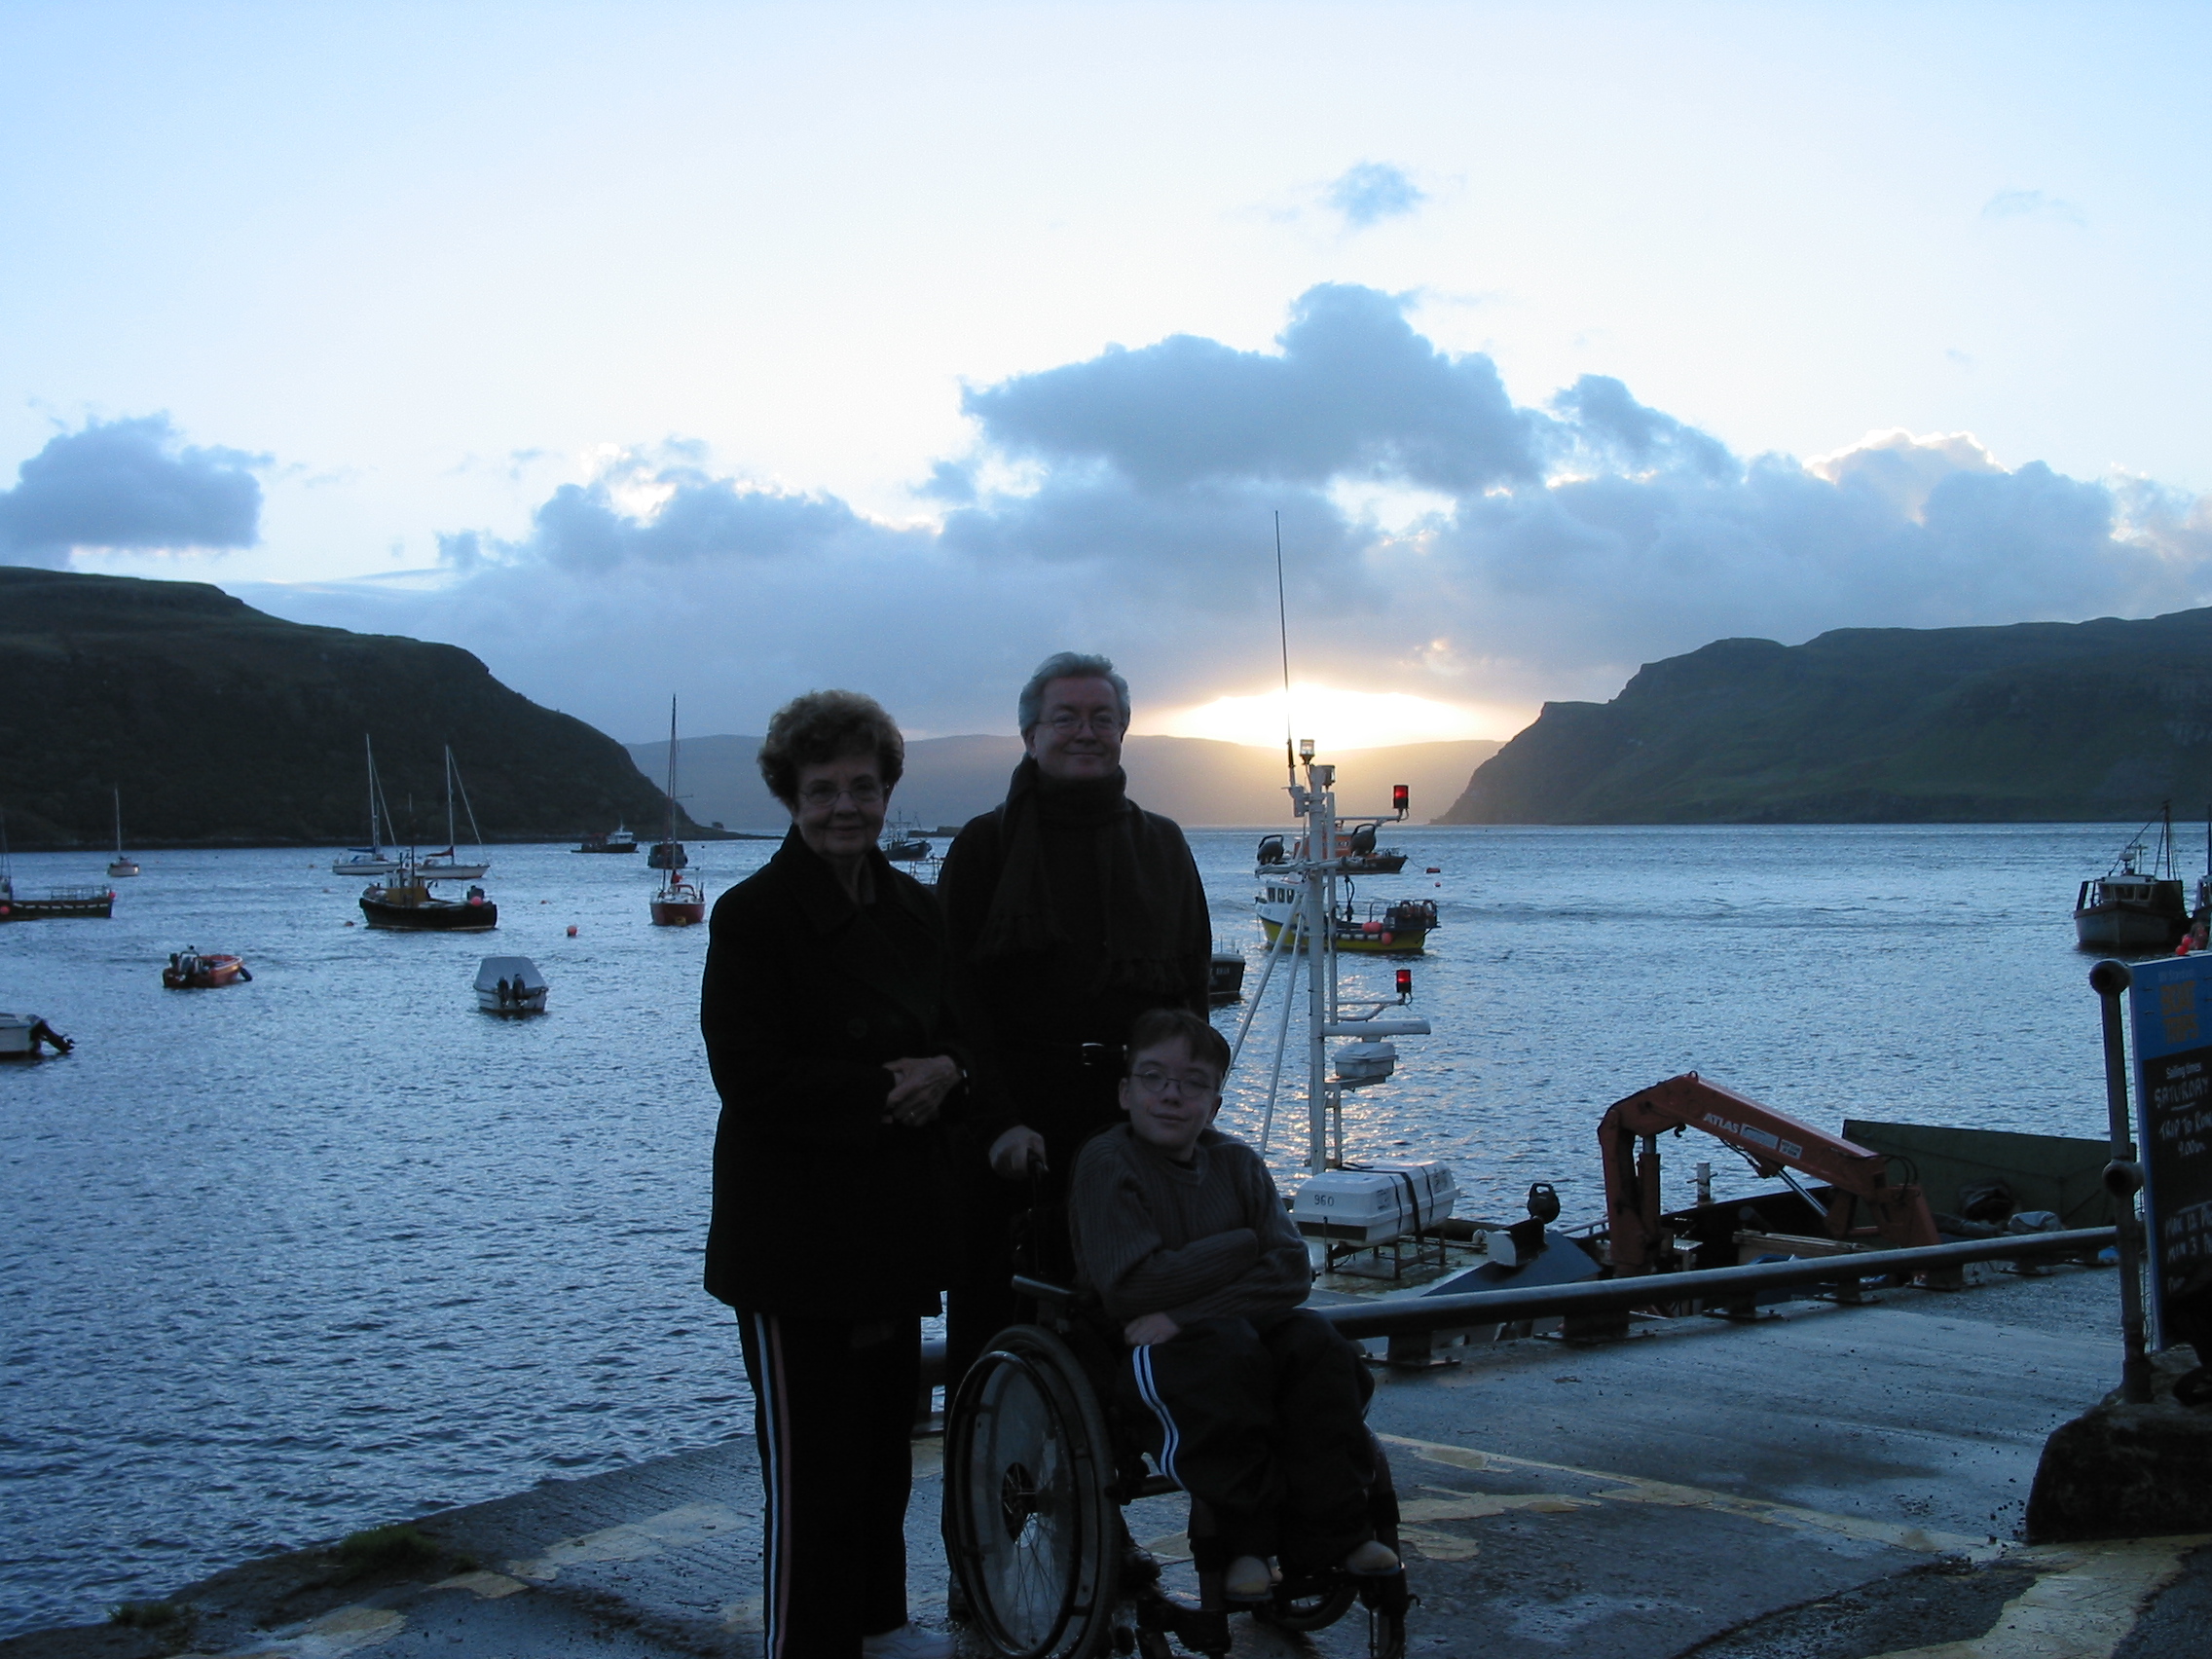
[797,780,885,807]
[1128,1065,1220,1097]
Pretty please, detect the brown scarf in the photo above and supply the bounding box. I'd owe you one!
[973,756,1189,995]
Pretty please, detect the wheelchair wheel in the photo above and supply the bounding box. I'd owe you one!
[1253,1578,1357,1633]
[944,1325,1123,1659]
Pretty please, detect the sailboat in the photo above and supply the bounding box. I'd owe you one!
[331,737,402,876]
[108,789,140,877]
[418,748,491,881]
[0,810,113,921]
[649,697,706,926]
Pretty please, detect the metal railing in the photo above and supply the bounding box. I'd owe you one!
[916,1226,2113,1389]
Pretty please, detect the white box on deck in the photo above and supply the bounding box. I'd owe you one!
[1289,1161,1458,1245]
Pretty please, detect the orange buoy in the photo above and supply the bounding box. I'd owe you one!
[567,924,579,937]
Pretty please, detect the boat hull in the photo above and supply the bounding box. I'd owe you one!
[651,898,707,926]
[0,891,114,921]
[419,861,490,881]
[108,861,140,878]
[476,988,547,1014]
[2074,903,2188,951]
[1259,912,1430,954]
[647,842,688,869]
[1208,950,1246,1005]
[332,856,401,876]
[360,889,498,931]
[163,955,248,988]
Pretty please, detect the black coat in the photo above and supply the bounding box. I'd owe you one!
[700,829,964,1317]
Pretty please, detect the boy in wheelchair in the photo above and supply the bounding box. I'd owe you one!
[1068,1008,1401,1603]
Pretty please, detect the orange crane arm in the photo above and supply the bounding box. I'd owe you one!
[1601,1072,1940,1274]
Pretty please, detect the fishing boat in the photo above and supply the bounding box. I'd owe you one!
[649,698,707,925]
[474,954,548,1014]
[108,789,139,878]
[0,1013,73,1058]
[881,818,931,862]
[0,815,114,920]
[2074,804,2191,951]
[1257,883,1437,954]
[576,825,638,854]
[1256,811,1410,876]
[419,748,491,881]
[163,948,250,988]
[360,861,498,931]
[1208,948,1247,1004]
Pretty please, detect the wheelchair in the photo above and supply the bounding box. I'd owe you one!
[941,1277,1411,1659]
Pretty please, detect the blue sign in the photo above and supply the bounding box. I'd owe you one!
[2127,953,2212,1349]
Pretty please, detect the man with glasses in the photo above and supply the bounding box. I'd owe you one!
[1069,1009,1395,1602]
[938,650,1213,1380]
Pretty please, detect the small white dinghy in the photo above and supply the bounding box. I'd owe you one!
[474,955,547,1014]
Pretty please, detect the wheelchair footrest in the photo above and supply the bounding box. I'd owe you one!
[1355,1567,1412,1616]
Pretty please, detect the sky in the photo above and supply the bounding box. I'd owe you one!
[3,1,2209,746]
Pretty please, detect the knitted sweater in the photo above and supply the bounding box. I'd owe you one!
[1068,1124,1310,1326]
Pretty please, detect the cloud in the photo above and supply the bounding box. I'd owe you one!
[1325,163,1427,228]
[243,285,2212,743]
[1982,188,2085,226]
[0,415,264,567]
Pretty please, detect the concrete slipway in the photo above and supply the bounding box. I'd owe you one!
[8,1266,2205,1659]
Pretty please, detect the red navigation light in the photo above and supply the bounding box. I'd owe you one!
[1391,784,1409,817]
[1395,968,1413,1000]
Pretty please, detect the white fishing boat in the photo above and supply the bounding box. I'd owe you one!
[473,955,547,1014]
[107,789,139,878]
[2074,803,2191,951]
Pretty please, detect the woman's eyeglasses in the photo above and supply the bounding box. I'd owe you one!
[797,780,885,808]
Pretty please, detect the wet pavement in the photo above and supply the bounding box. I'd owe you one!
[7,1263,2205,1659]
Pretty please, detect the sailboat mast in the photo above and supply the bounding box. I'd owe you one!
[1274,510,1296,787]
[445,748,457,850]
[113,787,123,858]
[665,696,680,841]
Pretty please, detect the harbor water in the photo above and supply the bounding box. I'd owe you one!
[0,822,2159,1634]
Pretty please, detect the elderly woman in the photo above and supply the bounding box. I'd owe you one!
[700,690,963,1659]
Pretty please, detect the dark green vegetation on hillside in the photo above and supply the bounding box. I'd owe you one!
[0,567,697,848]
[1443,608,2212,823]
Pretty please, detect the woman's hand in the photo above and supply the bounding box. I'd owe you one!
[1124,1312,1180,1346]
[987,1124,1049,1180]
[882,1054,961,1126]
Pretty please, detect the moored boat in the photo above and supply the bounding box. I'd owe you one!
[360,867,498,931]
[576,826,638,854]
[1257,882,1437,953]
[0,1013,74,1058]
[0,813,114,920]
[1208,948,1246,1004]
[108,789,139,877]
[474,954,548,1014]
[881,818,931,861]
[648,698,708,924]
[418,748,492,881]
[163,949,250,988]
[332,737,403,875]
[2075,804,2191,951]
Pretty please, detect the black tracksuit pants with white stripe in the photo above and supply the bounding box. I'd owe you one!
[1124,1309,1377,1570]
[738,1309,920,1659]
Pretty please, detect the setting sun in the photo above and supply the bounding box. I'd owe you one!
[1141,683,1533,751]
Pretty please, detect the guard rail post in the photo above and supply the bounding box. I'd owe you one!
[2090,959,2155,1406]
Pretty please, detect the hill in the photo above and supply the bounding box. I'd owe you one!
[0,566,695,848]
[630,733,1500,832]
[1440,607,2212,823]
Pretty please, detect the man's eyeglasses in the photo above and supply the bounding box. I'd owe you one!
[1044,710,1124,735]
[797,780,885,808]
[1128,1065,1221,1097]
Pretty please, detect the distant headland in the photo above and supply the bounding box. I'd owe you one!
[0,566,706,850]
[1441,607,2212,824]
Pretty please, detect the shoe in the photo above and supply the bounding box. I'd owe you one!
[1344,1539,1400,1575]
[1224,1555,1272,1601]
[862,1623,957,1659]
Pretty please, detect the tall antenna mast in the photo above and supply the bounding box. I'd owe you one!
[1274,509,1295,783]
